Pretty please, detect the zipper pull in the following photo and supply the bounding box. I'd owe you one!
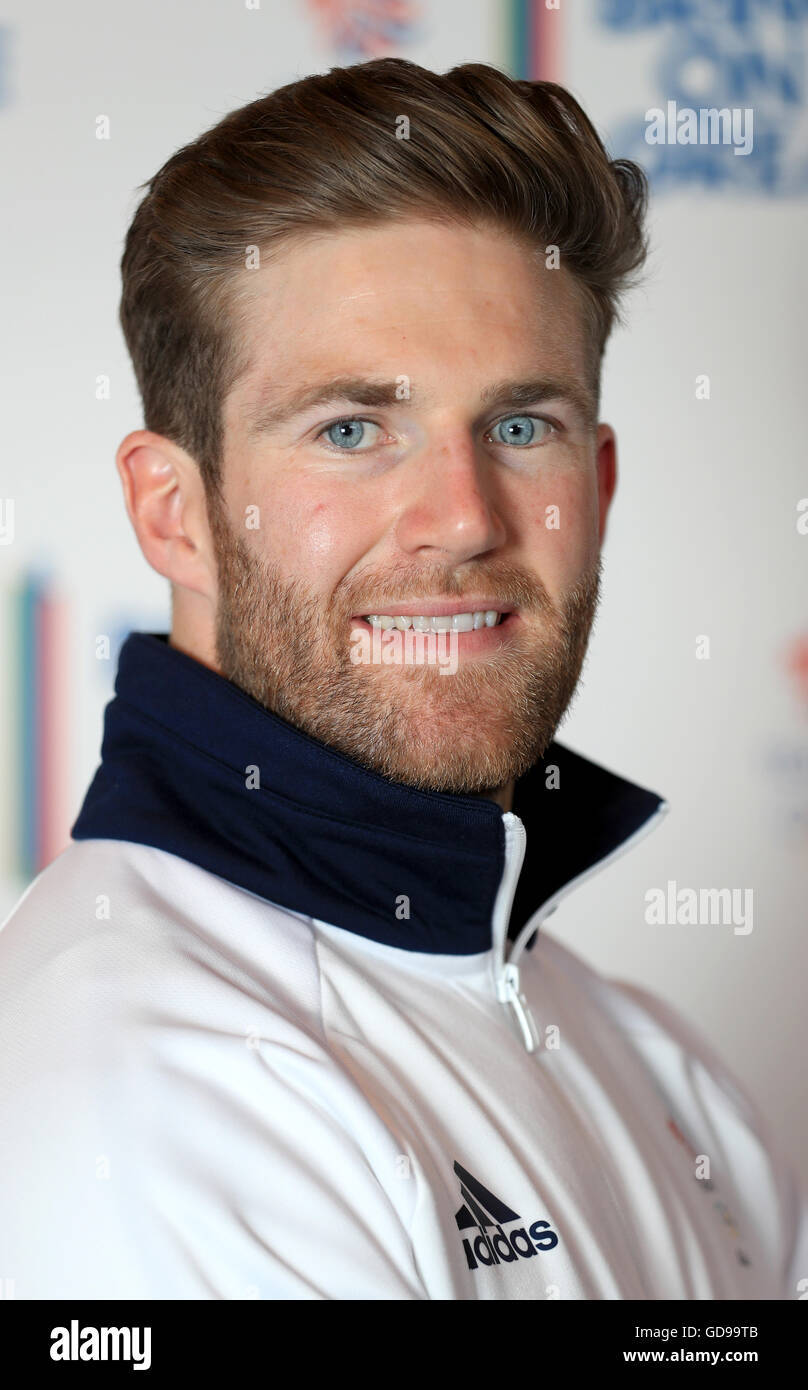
[496,963,540,1053]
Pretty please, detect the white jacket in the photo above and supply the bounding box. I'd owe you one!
[0,632,804,1299]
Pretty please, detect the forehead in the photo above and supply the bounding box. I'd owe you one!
[228,220,591,420]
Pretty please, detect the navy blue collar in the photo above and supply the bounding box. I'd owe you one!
[71,632,667,955]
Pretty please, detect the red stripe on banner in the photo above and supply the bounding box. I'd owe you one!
[532,1,562,82]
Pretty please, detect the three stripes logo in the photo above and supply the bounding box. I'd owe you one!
[454,1160,559,1272]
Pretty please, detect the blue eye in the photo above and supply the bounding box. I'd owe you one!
[321,418,380,450]
[489,415,552,447]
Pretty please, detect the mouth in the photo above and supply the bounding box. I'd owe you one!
[352,604,515,633]
[349,606,520,660]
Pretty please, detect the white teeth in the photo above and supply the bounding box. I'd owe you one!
[364,610,505,631]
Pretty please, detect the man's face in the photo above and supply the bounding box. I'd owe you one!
[212,219,613,798]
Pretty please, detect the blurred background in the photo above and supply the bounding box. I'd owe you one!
[1,0,806,1182]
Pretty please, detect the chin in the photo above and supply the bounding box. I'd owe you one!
[372,729,526,796]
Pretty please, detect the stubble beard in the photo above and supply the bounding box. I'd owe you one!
[209,496,602,797]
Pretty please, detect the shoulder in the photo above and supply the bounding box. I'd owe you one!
[0,838,323,1034]
[0,841,421,1297]
[531,929,807,1296]
[604,974,808,1297]
[532,927,782,1148]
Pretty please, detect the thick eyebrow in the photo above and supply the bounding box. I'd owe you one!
[244,373,597,437]
[245,377,404,437]
[481,377,597,431]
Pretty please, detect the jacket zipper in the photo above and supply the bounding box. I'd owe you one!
[493,799,671,1053]
[492,813,541,1053]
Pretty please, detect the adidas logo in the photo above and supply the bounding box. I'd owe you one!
[453,1160,559,1271]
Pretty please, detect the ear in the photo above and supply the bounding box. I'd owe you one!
[594,423,617,547]
[115,430,216,600]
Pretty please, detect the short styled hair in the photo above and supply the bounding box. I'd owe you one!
[119,57,649,505]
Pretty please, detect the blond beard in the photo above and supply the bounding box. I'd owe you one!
[209,496,602,797]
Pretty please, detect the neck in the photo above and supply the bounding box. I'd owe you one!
[480,780,514,814]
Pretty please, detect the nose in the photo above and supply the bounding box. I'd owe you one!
[394,433,507,565]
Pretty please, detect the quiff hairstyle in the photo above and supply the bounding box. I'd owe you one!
[119,57,649,508]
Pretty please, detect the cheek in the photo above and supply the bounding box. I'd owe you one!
[259,490,370,580]
[525,471,599,580]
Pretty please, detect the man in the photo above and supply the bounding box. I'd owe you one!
[0,57,804,1300]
